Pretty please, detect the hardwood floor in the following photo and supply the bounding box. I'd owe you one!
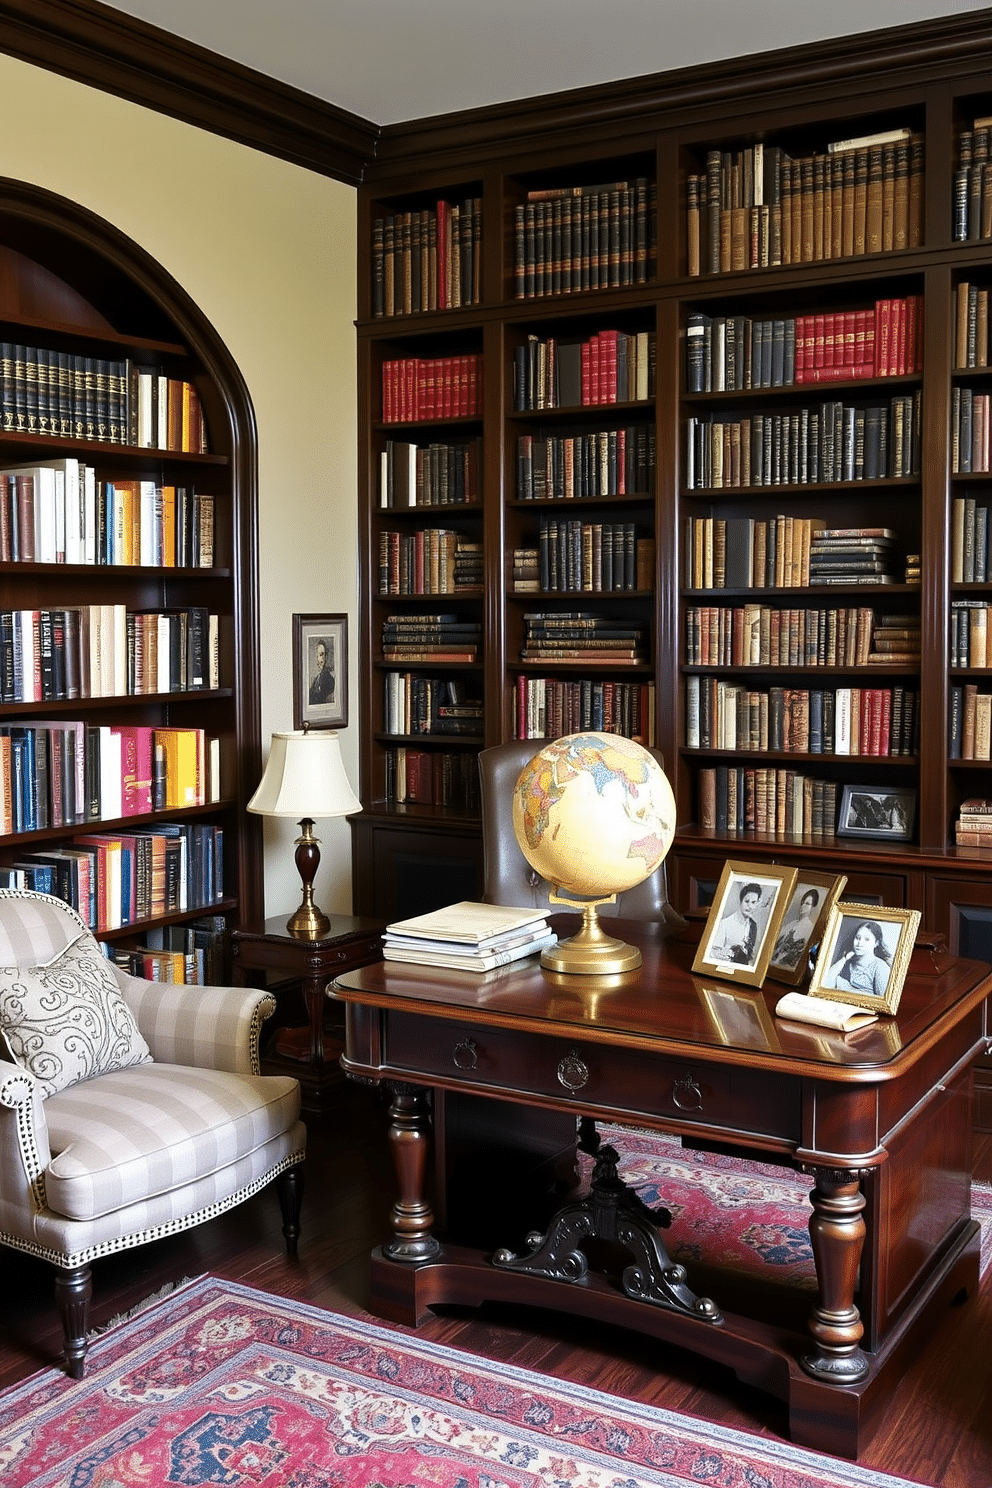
[2,1090,990,1485]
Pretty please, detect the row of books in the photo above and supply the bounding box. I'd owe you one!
[381,614,481,663]
[0,822,224,932]
[0,344,208,451]
[513,330,655,411]
[685,296,923,393]
[950,685,992,760]
[954,797,992,847]
[953,282,992,367]
[383,902,556,973]
[377,530,481,596]
[684,605,918,669]
[371,197,482,317]
[951,388,992,473]
[532,518,651,593]
[516,426,656,501]
[521,612,647,666]
[378,438,480,507]
[1,605,219,703]
[951,497,992,582]
[512,676,655,744]
[513,178,656,300]
[952,120,992,242]
[381,354,482,423]
[0,723,219,836]
[951,601,992,667]
[685,394,921,489]
[698,766,840,840]
[686,516,841,591]
[382,672,482,737]
[0,460,214,567]
[686,128,924,276]
[685,677,919,756]
[103,916,227,986]
[384,746,480,813]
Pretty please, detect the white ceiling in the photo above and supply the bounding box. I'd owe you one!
[101,1,992,128]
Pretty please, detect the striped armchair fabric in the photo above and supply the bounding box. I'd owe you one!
[0,889,306,1377]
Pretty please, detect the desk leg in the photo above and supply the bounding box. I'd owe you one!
[383,1084,442,1263]
[303,974,327,1067]
[801,1165,870,1384]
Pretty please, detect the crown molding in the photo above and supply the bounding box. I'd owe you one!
[368,7,992,179]
[0,0,380,185]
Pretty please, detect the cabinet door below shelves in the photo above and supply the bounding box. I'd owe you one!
[351,816,483,922]
[928,875,992,1133]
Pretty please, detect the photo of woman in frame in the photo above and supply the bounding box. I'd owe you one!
[767,871,847,987]
[692,861,796,987]
[809,902,921,1015]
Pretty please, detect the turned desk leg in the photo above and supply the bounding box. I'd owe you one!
[801,1165,870,1384]
[383,1084,441,1262]
[303,974,326,1068]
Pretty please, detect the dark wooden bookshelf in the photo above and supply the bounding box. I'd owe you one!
[0,177,262,961]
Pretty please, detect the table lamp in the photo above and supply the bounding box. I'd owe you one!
[248,727,362,938]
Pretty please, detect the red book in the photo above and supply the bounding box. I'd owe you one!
[893,299,906,376]
[876,298,892,376]
[823,311,836,369]
[813,312,826,369]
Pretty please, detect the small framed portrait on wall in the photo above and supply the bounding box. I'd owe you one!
[293,613,348,731]
[691,860,797,987]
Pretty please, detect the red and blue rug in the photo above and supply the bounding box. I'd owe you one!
[0,1274,929,1488]
[590,1124,992,1288]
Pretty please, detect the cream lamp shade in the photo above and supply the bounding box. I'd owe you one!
[248,729,361,938]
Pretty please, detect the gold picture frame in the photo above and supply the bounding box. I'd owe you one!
[766,870,848,987]
[809,902,921,1016]
[691,860,797,987]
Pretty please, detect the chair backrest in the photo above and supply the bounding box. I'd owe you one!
[478,739,682,922]
[0,889,90,968]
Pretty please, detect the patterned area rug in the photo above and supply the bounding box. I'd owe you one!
[595,1124,992,1288]
[0,1275,929,1488]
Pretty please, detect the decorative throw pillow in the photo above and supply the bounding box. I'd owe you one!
[0,934,152,1096]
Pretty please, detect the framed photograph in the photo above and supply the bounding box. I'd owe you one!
[691,860,797,987]
[766,870,849,987]
[698,983,780,1052]
[293,613,348,731]
[809,903,922,1015]
[837,785,916,842]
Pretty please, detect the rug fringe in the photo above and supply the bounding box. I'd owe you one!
[88,1274,205,1339]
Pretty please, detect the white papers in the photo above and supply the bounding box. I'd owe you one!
[385,900,550,945]
[774,991,878,1031]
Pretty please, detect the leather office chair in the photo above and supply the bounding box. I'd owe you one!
[0,889,306,1377]
[478,737,683,924]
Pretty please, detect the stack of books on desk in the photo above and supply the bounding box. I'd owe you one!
[382,900,557,971]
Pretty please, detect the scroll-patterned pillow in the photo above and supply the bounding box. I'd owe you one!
[0,934,152,1096]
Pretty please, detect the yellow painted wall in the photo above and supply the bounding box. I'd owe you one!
[0,52,358,917]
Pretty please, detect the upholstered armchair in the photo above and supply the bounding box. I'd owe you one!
[478,738,684,924]
[0,889,306,1378]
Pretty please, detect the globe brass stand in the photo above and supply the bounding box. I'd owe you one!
[541,890,643,974]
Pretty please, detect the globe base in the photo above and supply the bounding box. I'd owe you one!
[541,901,643,975]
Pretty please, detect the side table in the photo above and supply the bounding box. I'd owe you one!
[231,914,383,1116]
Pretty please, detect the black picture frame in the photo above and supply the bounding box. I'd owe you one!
[293,613,348,731]
[836,785,916,841]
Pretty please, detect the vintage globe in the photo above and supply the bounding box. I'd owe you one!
[512,732,676,973]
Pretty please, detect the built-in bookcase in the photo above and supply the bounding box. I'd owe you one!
[354,21,992,1110]
[0,179,261,970]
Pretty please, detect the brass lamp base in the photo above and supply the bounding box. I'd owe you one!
[541,897,643,975]
[286,817,331,940]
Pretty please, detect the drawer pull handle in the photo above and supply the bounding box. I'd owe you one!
[452,1038,478,1070]
[557,1050,590,1091]
[672,1074,703,1111]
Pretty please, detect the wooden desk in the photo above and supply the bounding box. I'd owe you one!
[334,916,992,1459]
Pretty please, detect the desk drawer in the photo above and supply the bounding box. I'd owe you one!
[383,1013,798,1141]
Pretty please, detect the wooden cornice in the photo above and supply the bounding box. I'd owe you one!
[369,7,992,180]
[0,0,380,185]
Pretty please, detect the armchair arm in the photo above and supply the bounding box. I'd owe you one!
[0,1059,51,1223]
[114,971,277,1075]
